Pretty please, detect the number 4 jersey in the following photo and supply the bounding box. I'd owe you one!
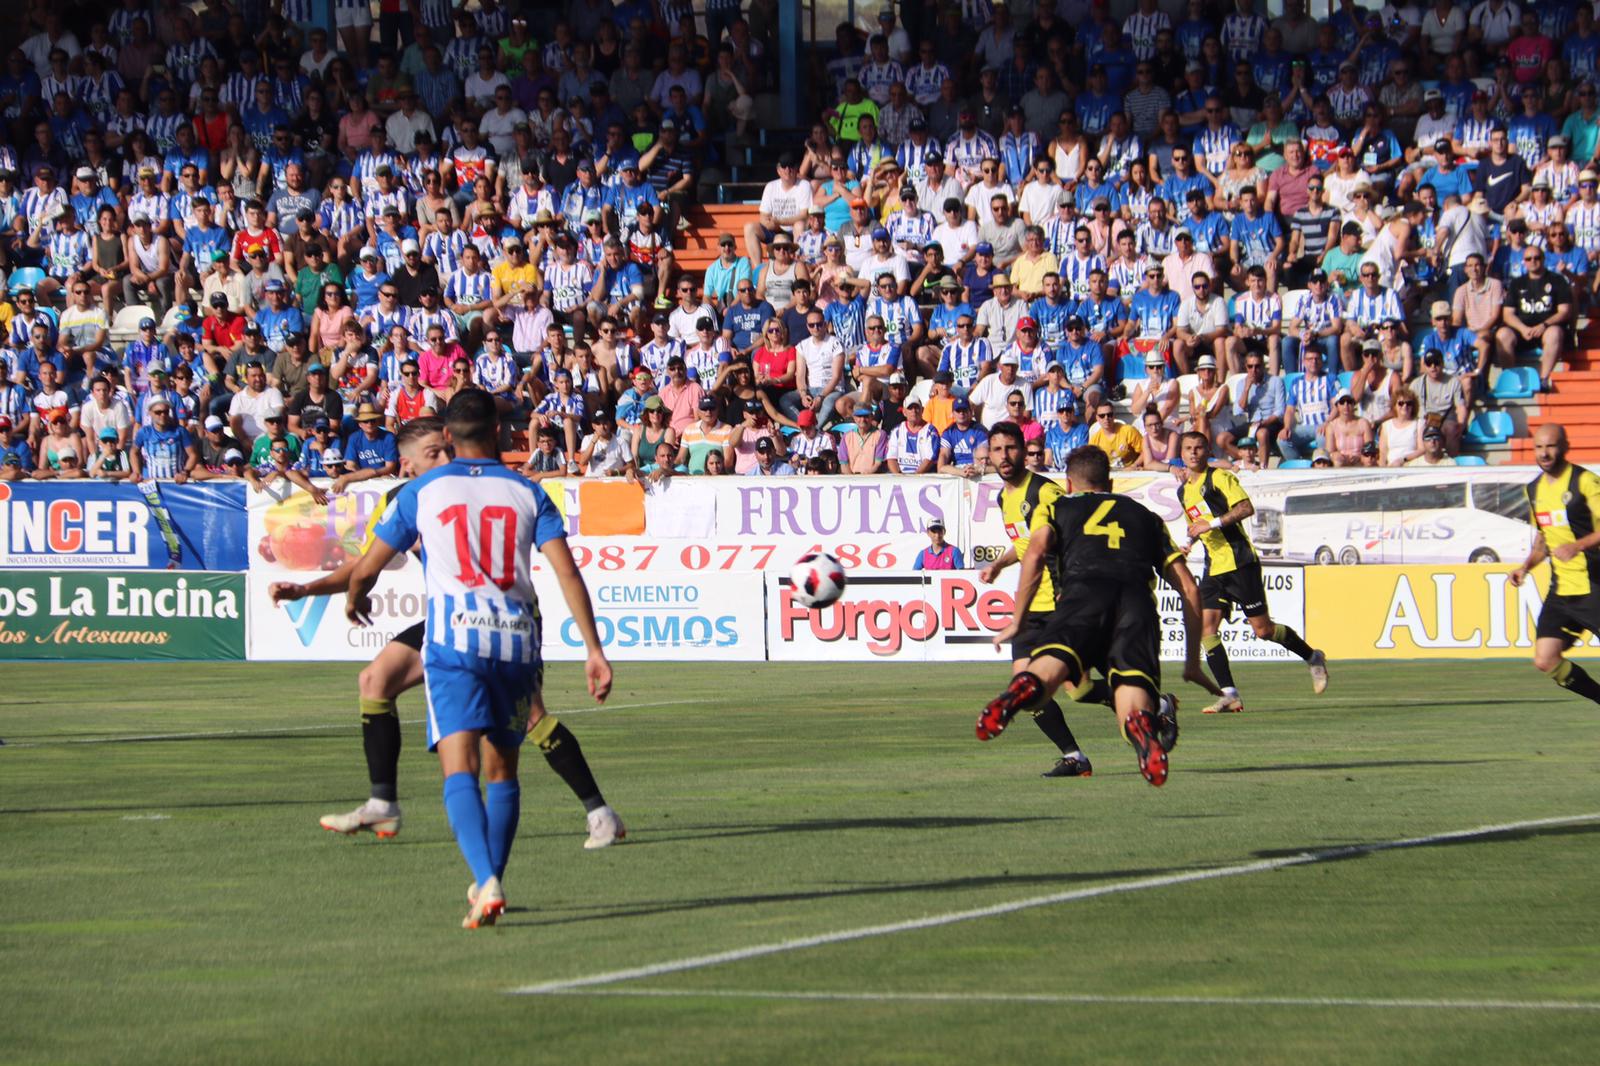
[373,457,566,665]
[1045,491,1184,592]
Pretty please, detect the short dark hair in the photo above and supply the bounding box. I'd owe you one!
[988,420,1025,449]
[1180,430,1209,451]
[1065,445,1111,491]
[444,389,498,447]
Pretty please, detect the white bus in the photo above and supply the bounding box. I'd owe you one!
[1279,474,1532,565]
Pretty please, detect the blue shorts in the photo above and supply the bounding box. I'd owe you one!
[422,658,544,752]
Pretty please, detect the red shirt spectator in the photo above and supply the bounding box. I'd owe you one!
[753,342,797,389]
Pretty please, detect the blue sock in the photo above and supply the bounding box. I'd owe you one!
[484,780,521,880]
[441,772,496,887]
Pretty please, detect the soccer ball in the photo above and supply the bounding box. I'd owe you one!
[789,552,847,609]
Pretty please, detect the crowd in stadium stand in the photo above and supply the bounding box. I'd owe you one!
[0,0,1592,485]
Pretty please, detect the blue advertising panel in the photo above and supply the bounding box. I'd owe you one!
[0,481,249,571]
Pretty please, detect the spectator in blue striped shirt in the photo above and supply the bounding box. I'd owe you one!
[129,395,197,481]
[1279,347,1339,461]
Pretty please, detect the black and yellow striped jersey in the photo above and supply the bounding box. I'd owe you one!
[1045,491,1184,591]
[1181,467,1257,577]
[1000,472,1067,613]
[1528,463,1600,596]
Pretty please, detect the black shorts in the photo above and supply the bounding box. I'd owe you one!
[1200,563,1269,619]
[1010,610,1054,662]
[1030,581,1162,697]
[393,620,425,651]
[1536,593,1600,647]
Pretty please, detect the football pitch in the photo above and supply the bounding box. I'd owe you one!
[3,659,1598,1065]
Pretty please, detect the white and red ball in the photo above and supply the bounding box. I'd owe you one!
[789,552,847,608]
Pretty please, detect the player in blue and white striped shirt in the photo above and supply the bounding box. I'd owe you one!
[349,390,613,929]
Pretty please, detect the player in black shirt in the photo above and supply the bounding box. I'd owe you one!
[1498,246,1574,393]
[979,446,1206,786]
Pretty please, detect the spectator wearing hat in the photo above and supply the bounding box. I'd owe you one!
[1320,388,1374,467]
[285,360,344,435]
[701,233,754,312]
[837,402,888,474]
[575,407,636,479]
[294,419,345,479]
[975,270,1026,350]
[268,330,317,398]
[745,153,813,264]
[927,386,983,472]
[1407,423,1457,467]
[120,317,170,397]
[336,402,399,487]
[968,349,1028,428]
[87,425,131,481]
[887,393,939,473]
[676,393,736,474]
[1282,269,1344,374]
[129,363,180,428]
[194,415,244,474]
[247,399,302,464]
[129,394,198,482]
[741,435,794,477]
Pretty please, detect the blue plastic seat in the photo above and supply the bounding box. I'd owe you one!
[1464,410,1513,444]
[1278,459,1313,469]
[1336,370,1353,392]
[7,266,44,293]
[1454,454,1487,466]
[1490,367,1538,399]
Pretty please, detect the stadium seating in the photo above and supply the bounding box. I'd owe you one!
[1465,411,1514,446]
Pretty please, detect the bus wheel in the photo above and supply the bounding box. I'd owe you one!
[1313,546,1335,565]
[1468,548,1499,564]
[1337,547,1362,566]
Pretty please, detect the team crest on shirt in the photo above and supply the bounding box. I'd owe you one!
[469,466,483,476]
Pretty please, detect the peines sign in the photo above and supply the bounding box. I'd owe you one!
[0,571,245,660]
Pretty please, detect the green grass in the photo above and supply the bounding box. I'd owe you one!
[2,660,1599,1065]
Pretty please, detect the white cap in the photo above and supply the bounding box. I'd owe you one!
[204,415,224,431]
[261,403,285,420]
[998,351,1020,366]
[400,238,421,254]
[223,448,244,462]
[359,246,380,260]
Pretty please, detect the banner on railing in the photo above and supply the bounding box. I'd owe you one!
[765,567,1305,663]
[1303,563,1577,659]
[0,570,244,660]
[0,481,248,570]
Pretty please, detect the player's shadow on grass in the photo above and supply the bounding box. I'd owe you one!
[1251,820,1600,861]
[537,814,1065,846]
[499,861,1193,928]
[1188,758,1496,775]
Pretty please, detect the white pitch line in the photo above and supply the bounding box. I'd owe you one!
[509,811,1600,996]
[537,987,1600,1014]
[1,699,697,747]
